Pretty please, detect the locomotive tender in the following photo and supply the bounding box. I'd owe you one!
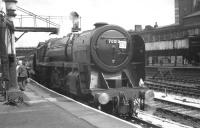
[33,23,153,116]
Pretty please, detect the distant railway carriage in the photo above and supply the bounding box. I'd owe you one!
[33,23,154,117]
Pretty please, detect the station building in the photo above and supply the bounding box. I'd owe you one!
[131,0,200,67]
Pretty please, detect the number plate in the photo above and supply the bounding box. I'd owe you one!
[107,39,127,49]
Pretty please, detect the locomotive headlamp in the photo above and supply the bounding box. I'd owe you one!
[145,90,154,103]
[98,93,110,105]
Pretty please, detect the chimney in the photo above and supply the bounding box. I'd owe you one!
[94,22,108,28]
[135,25,142,32]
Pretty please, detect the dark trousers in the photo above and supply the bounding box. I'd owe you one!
[18,77,27,91]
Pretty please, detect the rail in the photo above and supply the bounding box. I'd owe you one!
[153,98,200,128]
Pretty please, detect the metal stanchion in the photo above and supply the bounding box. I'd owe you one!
[0,0,23,104]
[165,88,167,97]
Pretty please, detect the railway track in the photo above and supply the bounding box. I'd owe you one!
[129,111,192,128]
[145,80,200,97]
[129,116,162,128]
[150,97,200,128]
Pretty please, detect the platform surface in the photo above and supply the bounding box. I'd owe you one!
[0,80,140,128]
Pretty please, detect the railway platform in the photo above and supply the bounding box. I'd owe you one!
[0,79,140,128]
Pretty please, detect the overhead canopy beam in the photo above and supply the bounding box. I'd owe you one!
[15,27,59,34]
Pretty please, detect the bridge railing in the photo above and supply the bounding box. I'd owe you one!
[15,6,60,28]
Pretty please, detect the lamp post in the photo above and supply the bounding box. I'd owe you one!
[5,0,17,20]
[4,0,22,103]
[0,1,10,96]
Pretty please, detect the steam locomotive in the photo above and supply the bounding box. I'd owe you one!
[33,23,154,117]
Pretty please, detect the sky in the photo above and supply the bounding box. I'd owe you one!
[13,0,175,47]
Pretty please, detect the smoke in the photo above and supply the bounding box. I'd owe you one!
[69,11,79,21]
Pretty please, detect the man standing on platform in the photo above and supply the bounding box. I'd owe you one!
[17,60,28,91]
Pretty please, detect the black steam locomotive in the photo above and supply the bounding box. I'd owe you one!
[33,23,154,117]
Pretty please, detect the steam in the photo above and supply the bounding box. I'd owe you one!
[69,11,81,32]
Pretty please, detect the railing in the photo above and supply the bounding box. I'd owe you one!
[15,6,60,28]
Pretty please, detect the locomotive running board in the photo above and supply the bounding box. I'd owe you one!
[89,69,138,89]
[89,70,109,89]
[102,72,122,80]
